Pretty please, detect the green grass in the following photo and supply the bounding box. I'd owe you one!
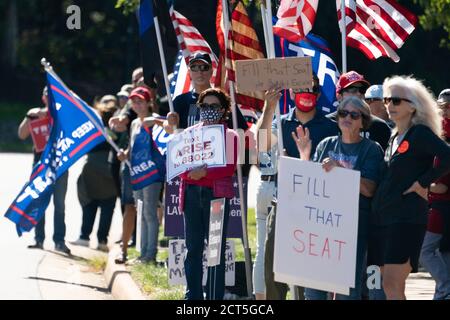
[128,208,258,300]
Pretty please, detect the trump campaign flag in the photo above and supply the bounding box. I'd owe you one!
[275,32,340,114]
[4,65,108,235]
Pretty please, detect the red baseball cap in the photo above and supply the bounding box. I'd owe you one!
[129,86,151,102]
[336,71,370,94]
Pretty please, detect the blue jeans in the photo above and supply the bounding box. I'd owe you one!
[133,182,162,260]
[80,197,116,243]
[183,184,230,300]
[34,172,68,244]
[420,231,450,299]
[305,224,368,300]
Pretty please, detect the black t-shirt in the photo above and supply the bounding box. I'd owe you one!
[326,112,392,151]
[173,91,249,131]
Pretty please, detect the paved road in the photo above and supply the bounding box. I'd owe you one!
[0,153,121,300]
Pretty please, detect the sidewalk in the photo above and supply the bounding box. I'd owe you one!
[36,245,112,300]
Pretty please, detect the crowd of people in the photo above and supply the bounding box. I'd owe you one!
[18,51,450,300]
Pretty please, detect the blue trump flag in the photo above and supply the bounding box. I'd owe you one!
[274,32,340,115]
[5,70,106,235]
[130,125,165,191]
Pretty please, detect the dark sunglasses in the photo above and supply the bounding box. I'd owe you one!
[190,64,211,72]
[343,86,366,95]
[197,102,222,110]
[337,109,362,120]
[365,98,382,104]
[384,97,413,106]
[293,86,320,94]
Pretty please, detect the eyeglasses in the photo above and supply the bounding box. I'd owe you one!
[384,97,413,106]
[293,86,320,94]
[337,109,362,120]
[190,64,211,72]
[343,86,366,95]
[197,103,222,110]
[365,98,382,104]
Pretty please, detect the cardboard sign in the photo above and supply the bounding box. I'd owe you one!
[235,57,313,92]
[168,239,235,287]
[207,198,226,267]
[164,176,247,238]
[166,124,226,181]
[274,157,360,295]
[28,117,51,153]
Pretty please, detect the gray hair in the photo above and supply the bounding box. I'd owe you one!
[337,96,372,130]
[383,75,442,137]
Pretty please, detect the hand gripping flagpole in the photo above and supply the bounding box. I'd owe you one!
[40,58,131,168]
[222,0,253,299]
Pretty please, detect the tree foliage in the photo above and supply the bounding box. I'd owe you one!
[414,0,450,48]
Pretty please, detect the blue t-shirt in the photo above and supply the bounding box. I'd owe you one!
[313,136,384,227]
[272,108,339,158]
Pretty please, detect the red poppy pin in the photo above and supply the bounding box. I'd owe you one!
[398,140,409,154]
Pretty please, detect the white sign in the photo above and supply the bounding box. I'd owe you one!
[168,239,235,287]
[166,124,227,182]
[274,157,360,295]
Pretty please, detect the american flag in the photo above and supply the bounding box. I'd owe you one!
[337,0,417,62]
[273,0,319,42]
[170,50,191,99]
[216,0,265,124]
[169,6,218,83]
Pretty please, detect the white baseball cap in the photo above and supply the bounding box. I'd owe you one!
[365,85,383,100]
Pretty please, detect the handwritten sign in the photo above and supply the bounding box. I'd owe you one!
[164,177,247,238]
[274,157,360,295]
[168,239,235,286]
[28,117,50,153]
[235,57,312,92]
[166,124,226,181]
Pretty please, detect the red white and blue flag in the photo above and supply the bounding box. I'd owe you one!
[5,71,106,235]
[273,0,319,42]
[337,0,417,62]
[170,50,191,99]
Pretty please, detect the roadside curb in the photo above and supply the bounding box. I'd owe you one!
[104,245,146,300]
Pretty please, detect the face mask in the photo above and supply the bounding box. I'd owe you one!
[294,92,318,113]
[443,118,450,140]
[199,108,224,124]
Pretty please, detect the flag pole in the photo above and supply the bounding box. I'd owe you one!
[40,58,130,167]
[154,16,175,113]
[221,0,253,299]
[264,0,284,156]
[340,0,347,73]
[260,3,270,58]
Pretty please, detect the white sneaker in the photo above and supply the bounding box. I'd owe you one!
[97,243,109,252]
[70,238,89,247]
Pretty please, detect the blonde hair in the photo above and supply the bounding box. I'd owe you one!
[383,75,443,136]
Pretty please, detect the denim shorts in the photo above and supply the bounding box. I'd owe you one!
[120,163,135,205]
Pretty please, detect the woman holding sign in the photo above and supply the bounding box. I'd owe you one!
[293,96,384,300]
[372,76,450,300]
[179,88,238,300]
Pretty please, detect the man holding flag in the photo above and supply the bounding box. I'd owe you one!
[17,86,70,254]
[5,61,110,251]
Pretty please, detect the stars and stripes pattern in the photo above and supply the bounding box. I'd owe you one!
[337,0,417,62]
[169,6,218,83]
[216,0,265,124]
[273,0,319,43]
[170,50,191,99]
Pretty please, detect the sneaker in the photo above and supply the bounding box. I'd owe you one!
[70,238,89,247]
[55,242,71,255]
[27,242,43,250]
[97,242,109,252]
[114,253,127,264]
